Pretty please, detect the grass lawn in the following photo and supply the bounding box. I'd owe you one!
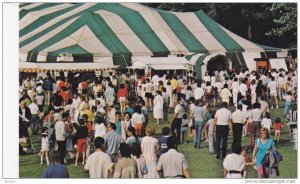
[19,101,297,178]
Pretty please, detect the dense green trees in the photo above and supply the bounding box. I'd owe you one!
[145,3,297,49]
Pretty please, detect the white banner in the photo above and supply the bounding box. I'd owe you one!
[269,58,287,70]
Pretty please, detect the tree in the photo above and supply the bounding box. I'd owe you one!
[266,3,297,37]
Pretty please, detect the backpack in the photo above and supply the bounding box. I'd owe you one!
[270,150,283,162]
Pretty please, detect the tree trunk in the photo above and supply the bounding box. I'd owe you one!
[248,18,252,40]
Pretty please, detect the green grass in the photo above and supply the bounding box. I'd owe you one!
[19,101,297,178]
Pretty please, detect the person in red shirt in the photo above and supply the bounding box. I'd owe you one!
[117,84,127,114]
[58,79,65,92]
[273,117,285,144]
[75,118,88,166]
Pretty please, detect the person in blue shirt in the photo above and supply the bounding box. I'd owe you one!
[42,151,69,178]
[252,127,276,178]
[158,127,170,155]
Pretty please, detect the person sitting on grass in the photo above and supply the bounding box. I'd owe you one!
[42,151,69,178]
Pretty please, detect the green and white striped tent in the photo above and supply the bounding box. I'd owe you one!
[19,2,284,72]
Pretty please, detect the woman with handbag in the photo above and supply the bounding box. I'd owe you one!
[252,127,276,178]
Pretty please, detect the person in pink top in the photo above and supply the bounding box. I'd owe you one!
[141,125,159,178]
[117,84,127,114]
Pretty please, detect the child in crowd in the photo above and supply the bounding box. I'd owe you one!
[261,112,272,133]
[40,127,49,165]
[158,127,170,155]
[241,148,251,178]
[181,114,189,144]
[75,119,88,166]
[274,117,285,144]
[206,114,215,154]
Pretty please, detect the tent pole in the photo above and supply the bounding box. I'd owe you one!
[121,54,130,73]
[234,50,242,66]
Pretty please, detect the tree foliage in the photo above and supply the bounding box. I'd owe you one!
[144,3,297,48]
[266,3,297,37]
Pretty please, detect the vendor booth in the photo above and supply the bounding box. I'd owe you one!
[129,56,189,78]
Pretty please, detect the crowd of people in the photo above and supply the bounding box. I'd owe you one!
[18,66,297,178]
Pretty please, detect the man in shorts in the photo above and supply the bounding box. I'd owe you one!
[267,76,279,109]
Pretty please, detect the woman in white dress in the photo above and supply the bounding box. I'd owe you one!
[153,91,164,124]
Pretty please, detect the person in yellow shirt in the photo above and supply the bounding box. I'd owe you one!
[170,77,177,92]
[81,103,94,122]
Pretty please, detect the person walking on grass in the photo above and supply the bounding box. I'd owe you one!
[213,102,232,159]
[156,136,191,178]
[171,98,185,144]
[75,118,88,166]
[141,125,159,178]
[231,105,246,146]
[153,90,164,125]
[274,117,284,144]
[192,100,206,149]
[55,112,68,165]
[84,137,113,178]
[113,143,138,178]
[252,128,276,178]
[40,127,49,165]
[42,151,69,178]
[223,143,245,179]
[105,122,122,163]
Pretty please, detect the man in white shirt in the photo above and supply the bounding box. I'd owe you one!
[144,78,154,110]
[70,93,81,124]
[84,137,113,178]
[156,136,191,178]
[55,113,67,165]
[223,143,245,179]
[220,84,232,105]
[231,105,246,146]
[239,79,248,97]
[152,74,159,91]
[171,99,185,144]
[267,76,279,109]
[277,73,286,101]
[258,96,269,117]
[214,102,232,159]
[28,99,40,135]
[194,83,204,100]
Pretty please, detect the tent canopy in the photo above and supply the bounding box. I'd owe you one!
[130,56,189,70]
[19,2,283,68]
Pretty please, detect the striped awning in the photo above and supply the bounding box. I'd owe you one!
[19,3,283,68]
[19,62,118,72]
